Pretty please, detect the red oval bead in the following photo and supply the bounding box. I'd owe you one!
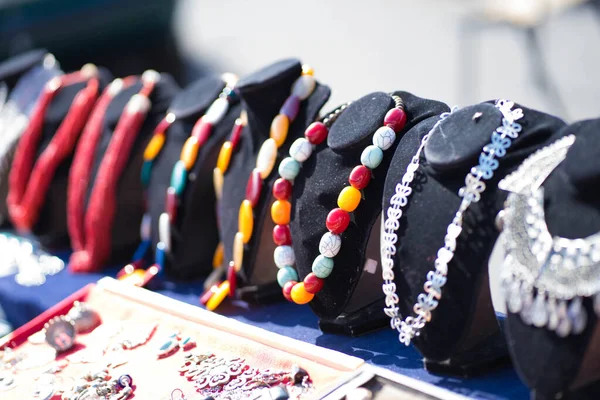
[192,118,213,146]
[229,119,244,150]
[303,273,324,294]
[304,121,328,145]
[384,108,407,133]
[272,178,292,201]
[166,187,178,222]
[283,281,297,302]
[227,261,237,297]
[349,165,371,189]
[272,224,292,246]
[326,208,350,234]
[245,168,263,207]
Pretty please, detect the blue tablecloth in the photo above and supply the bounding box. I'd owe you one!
[0,264,528,400]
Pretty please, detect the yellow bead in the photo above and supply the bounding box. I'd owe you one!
[217,141,233,172]
[238,200,254,243]
[256,138,278,179]
[337,186,361,212]
[206,281,231,311]
[180,136,200,170]
[212,241,224,268]
[291,283,314,304]
[118,269,146,286]
[302,65,314,76]
[143,133,165,161]
[271,200,291,225]
[270,114,289,148]
[233,232,244,272]
[213,168,223,200]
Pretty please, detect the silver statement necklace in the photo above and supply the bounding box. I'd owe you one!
[381,99,524,346]
[497,134,595,337]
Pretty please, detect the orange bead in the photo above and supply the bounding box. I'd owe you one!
[217,141,233,172]
[212,241,224,268]
[271,200,291,225]
[290,282,314,304]
[206,281,231,311]
[143,133,165,161]
[238,200,254,243]
[270,114,289,148]
[233,232,244,271]
[180,136,200,170]
[302,65,314,76]
[337,186,361,212]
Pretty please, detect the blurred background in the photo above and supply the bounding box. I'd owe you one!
[1,0,599,122]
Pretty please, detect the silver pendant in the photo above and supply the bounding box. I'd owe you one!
[43,316,76,352]
[66,301,101,333]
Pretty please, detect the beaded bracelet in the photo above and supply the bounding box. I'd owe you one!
[380,100,524,346]
[8,64,100,231]
[279,95,407,305]
[153,74,239,271]
[69,71,161,273]
[204,66,317,310]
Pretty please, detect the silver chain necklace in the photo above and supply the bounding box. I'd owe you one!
[381,100,524,346]
[497,134,596,337]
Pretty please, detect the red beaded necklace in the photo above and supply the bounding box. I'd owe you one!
[8,64,100,231]
[68,70,160,273]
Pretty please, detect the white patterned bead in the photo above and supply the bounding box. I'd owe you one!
[372,126,396,150]
[360,145,384,169]
[158,213,171,252]
[289,138,312,162]
[278,157,300,180]
[312,255,334,278]
[291,75,316,101]
[203,97,230,124]
[319,232,341,258]
[256,138,278,179]
[274,245,295,268]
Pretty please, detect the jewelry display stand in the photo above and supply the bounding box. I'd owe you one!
[381,101,565,377]
[67,74,179,271]
[0,278,364,399]
[147,76,241,280]
[218,58,330,304]
[501,119,600,400]
[291,92,448,336]
[0,49,50,92]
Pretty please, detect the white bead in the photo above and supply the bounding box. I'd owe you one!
[274,245,295,268]
[372,126,396,150]
[80,63,98,78]
[158,213,171,252]
[108,79,124,96]
[141,69,161,84]
[289,138,312,162]
[256,138,278,179]
[319,232,341,258]
[291,75,316,101]
[203,97,229,124]
[140,213,152,241]
[126,94,151,114]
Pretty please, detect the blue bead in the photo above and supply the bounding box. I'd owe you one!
[132,239,150,262]
[360,145,384,169]
[170,160,188,196]
[155,243,166,270]
[141,161,153,187]
[312,255,334,278]
[278,157,301,180]
[277,266,299,287]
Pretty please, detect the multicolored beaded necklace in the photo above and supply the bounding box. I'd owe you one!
[279,95,406,304]
[69,70,161,273]
[8,64,100,232]
[122,74,239,283]
[203,66,317,310]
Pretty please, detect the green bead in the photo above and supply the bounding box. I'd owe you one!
[170,160,188,196]
[141,161,153,187]
[312,255,334,278]
[277,265,298,287]
[360,145,384,169]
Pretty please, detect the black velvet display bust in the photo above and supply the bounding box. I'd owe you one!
[382,101,566,376]
[505,118,600,400]
[0,49,49,91]
[74,74,179,266]
[218,59,330,303]
[291,92,448,335]
[31,67,113,248]
[147,75,241,279]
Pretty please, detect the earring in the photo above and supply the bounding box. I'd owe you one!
[157,332,196,358]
